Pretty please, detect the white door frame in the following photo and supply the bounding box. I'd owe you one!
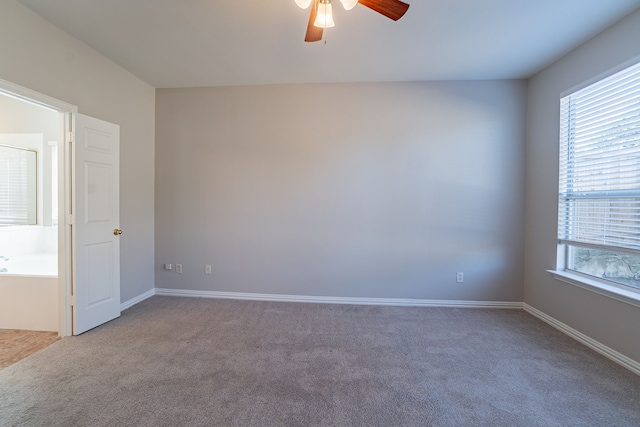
[0,78,78,337]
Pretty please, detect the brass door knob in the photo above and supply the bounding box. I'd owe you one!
[113,229,123,236]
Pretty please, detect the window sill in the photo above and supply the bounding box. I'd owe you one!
[0,225,41,231]
[547,270,640,309]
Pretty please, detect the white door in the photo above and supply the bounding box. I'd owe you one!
[73,114,121,335]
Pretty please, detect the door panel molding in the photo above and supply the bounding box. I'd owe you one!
[73,113,120,335]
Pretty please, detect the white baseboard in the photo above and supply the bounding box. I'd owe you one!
[120,288,155,311]
[523,303,640,376]
[119,288,639,375]
[154,287,523,309]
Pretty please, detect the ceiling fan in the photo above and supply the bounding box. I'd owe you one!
[294,0,410,42]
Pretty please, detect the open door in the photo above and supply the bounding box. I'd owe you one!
[72,114,121,335]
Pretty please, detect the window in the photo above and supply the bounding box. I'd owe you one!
[557,61,640,292]
[0,144,37,225]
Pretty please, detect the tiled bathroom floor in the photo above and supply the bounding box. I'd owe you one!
[0,329,59,369]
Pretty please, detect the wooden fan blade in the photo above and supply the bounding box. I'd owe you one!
[358,0,410,21]
[305,0,323,42]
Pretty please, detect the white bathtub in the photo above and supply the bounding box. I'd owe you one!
[0,253,58,331]
[0,253,58,276]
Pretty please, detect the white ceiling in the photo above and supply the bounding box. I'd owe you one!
[17,0,640,88]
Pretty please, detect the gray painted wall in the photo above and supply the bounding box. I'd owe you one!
[156,81,526,301]
[0,0,156,302]
[525,9,640,362]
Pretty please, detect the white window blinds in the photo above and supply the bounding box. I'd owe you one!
[558,61,640,254]
[0,145,37,225]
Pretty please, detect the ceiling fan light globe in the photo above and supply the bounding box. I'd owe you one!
[294,0,312,9]
[340,0,358,10]
[314,1,335,28]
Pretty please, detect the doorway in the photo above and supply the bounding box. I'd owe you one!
[0,78,76,336]
[0,95,60,331]
[0,78,122,337]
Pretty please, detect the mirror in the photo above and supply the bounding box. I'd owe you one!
[0,144,37,225]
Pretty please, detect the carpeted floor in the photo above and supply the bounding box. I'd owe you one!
[0,296,639,426]
[0,329,59,370]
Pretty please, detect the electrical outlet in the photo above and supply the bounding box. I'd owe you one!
[164,263,172,270]
[205,264,212,275]
[456,272,464,283]
[176,263,182,274]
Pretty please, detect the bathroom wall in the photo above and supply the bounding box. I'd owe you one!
[0,92,60,229]
[0,89,60,331]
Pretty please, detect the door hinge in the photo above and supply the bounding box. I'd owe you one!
[69,296,76,307]
[67,214,75,225]
[66,131,75,143]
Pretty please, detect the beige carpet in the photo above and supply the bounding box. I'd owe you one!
[0,296,639,426]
